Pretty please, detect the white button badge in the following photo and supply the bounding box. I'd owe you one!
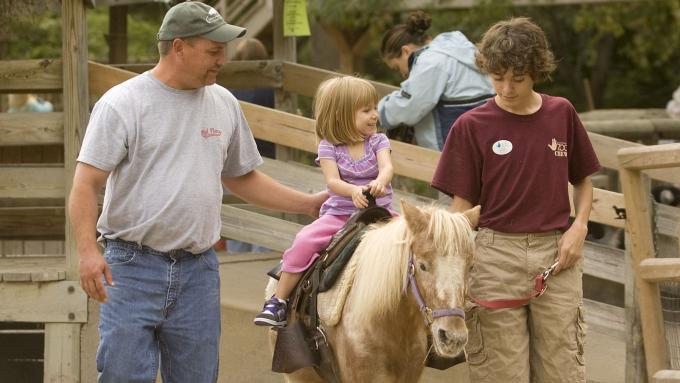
[492,140,513,155]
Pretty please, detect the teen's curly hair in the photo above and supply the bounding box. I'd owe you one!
[475,17,556,83]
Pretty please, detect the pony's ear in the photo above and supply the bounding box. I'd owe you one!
[463,205,481,229]
[400,199,428,234]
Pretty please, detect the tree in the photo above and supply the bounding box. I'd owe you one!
[307,0,403,74]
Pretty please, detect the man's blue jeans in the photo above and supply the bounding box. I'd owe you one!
[97,239,221,383]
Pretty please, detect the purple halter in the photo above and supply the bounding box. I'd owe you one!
[406,253,466,326]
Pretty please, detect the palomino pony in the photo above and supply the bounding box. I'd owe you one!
[267,201,479,382]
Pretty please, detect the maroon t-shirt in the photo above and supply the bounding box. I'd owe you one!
[432,94,601,233]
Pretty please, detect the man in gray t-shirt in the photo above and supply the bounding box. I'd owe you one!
[68,3,326,382]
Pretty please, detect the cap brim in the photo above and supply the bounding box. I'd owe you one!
[202,24,246,43]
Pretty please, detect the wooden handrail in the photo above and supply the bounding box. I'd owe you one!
[639,258,680,283]
[0,59,63,92]
[618,143,680,170]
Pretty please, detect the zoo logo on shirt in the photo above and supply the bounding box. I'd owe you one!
[548,138,567,157]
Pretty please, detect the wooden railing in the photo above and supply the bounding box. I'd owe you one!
[619,143,680,382]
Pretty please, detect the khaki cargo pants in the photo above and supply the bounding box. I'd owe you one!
[466,228,586,383]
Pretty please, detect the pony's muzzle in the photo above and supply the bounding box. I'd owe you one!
[438,328,467,350]
[433,318,468,356]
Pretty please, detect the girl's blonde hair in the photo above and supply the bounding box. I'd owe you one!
[313,76,379,145]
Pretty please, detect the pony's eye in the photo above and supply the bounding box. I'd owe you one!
[419,263,427,272]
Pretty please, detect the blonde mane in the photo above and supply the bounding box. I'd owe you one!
[350,205,474,323]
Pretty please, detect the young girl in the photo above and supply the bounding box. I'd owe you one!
[254,76,395,327]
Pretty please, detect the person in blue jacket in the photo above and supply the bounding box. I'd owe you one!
[379,11,494,150]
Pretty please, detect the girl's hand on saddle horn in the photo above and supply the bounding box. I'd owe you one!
[352,186,369,209]
[367,180,386,197]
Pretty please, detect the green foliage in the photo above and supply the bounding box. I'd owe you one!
[3,8,62,59]
[307,0,399,30]
[86,6,161,63]
[3,3,164,63]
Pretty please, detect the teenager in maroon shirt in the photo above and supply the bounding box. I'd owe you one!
[432,17,600,382]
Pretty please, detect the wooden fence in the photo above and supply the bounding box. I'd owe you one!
[1,56,679,382]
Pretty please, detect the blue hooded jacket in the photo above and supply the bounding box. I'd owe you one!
[378,31,494,150]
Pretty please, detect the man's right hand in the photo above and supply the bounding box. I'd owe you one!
[79,250,113,303]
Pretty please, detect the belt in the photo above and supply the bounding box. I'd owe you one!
[438,94,494,106]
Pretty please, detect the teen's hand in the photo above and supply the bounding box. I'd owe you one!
[351,186,369,209]
[554,221,588,275]
[368,180,386,197]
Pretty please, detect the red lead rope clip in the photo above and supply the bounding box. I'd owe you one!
[471,260,561,309]
[535,260,560,297]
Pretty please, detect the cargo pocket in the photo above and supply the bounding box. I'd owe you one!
[465,303,487,366]
[575,305,586,365]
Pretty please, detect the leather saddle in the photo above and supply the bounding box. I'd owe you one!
[267,202,392,290]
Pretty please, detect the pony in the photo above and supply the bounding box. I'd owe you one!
[267,200,479,383]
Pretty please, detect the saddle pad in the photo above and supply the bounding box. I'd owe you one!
[317,252,360,327]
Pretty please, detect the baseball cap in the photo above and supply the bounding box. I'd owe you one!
[157,1,246,43]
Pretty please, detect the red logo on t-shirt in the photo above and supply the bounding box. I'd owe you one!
[548,138,567,157]
[201,128,222,138]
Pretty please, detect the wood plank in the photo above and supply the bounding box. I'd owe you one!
[658,204,680,243]
[625,240,647,383]
[619,168,669,380]
[242,101,439,184]
[44,323,81,383]
[0,254,66,270]
[63,0,89,287]
[220,204,300,252]
[580,108,670,121]
[584,119,680,140]
[654,370,680,383]
[0,112,64,146]
[0,280,86,322]
[282,61,398,98]
[584,298,625,341]
[0,206,65,239]
[0,166,64,199]
[569,185,625,230]
[258,157,437,207]
[618,143,680,171]
[23,240,44,255]
[639,258,680,283]
[0,59,63,92]
[588,132,680,185]
[583,240,624,284]
[88,61,136,102]
[43,240,65,255]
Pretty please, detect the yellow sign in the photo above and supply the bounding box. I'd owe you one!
[283,0,311,37]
